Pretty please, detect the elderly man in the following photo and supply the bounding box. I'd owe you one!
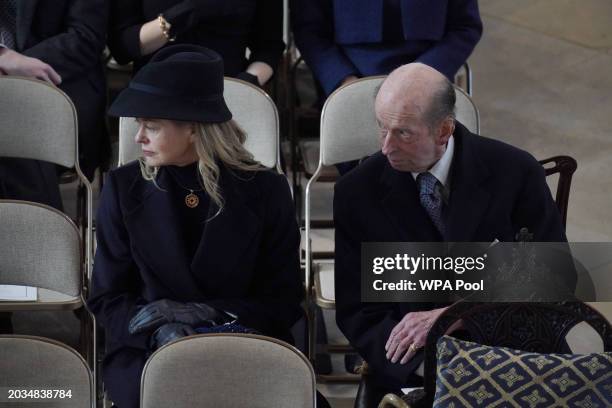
[334,63,569,400]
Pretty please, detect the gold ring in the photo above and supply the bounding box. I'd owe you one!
[409,343,422,353]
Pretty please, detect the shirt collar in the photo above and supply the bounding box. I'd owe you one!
[412,134,455,187]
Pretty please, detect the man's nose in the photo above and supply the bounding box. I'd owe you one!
[381,132,395,154]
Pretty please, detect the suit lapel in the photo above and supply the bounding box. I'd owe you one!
[379,162,440,241]
[446,124,491,241]
[16,0,37,51]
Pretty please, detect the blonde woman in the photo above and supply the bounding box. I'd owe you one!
[88,45,302,408]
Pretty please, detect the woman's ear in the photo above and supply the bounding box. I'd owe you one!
[188,123,198,143]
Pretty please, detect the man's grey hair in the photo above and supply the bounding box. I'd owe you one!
[424,78,456,128]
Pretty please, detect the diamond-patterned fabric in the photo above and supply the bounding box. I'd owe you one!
[434,335,612,407]
[417,172,445,235]
[0,0,17,49]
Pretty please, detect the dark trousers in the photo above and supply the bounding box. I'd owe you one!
[0,158,63,210]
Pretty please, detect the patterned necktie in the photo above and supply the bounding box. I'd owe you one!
[417,172,445,236]
[0,0,17,49]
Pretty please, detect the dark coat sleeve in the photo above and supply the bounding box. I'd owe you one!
[23,0,108,82]
[246,0,285,72]
[334,182,421,389]
[416,0,482,79]
[291,0,359,95]
[107,0,145,65]
[87,172,150,351]
[205,174,304,336]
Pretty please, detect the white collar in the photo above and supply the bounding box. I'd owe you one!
[412,134,455,187]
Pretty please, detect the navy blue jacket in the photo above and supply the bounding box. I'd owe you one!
[88,161,303,408]
[334,123,569,389]
[292,0,482,95]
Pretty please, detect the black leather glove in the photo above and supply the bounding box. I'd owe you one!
[129,299,224,334]
[236,71,261,87]
[164,0,233,37]
[150,323,196,349]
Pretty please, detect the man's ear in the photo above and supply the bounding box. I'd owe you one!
[437,117,455,145]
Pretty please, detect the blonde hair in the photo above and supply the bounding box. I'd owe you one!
[139,119,264,211]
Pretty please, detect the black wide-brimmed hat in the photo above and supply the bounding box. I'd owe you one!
[109,44,232,122]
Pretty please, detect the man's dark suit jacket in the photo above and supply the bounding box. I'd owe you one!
[292,0,482,95]
[88,161,303,408]
[0,0,109,208]
[334,122,569,390]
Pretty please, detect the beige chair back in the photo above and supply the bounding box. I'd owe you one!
[141,334,316,408]
[119,78,280,170]
[0,200,81,298]
[0,335,93,408]
[0,76,78,168]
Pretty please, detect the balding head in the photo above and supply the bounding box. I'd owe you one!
[375,63,456,173]
[376,63,455,128]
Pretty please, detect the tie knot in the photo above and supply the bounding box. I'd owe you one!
[417,172,439,195]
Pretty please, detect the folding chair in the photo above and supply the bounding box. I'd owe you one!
[0,76,94,271]
[0,76,96,398]
[0,200,95,371]
[303,77,481,382]
[0,335,94,408]
[141,333,316,408]
[118,77,282,172]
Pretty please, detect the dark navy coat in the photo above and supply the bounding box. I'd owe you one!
[88,161,303,408]
[291,0,483,95]
[334,122,570,390]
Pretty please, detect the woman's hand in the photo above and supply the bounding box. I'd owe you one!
[129,299,222,334]
[150,322,196,349]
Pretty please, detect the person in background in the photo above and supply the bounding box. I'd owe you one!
[108,0,284,86]
[0,0,110,208]
[291,0,482,97]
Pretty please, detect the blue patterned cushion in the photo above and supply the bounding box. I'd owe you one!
[433,335,612,408]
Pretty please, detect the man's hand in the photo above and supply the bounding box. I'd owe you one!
[0,48,61,85]
[385,307,448,364]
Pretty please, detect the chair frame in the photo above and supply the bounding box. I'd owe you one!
[0,77,97,401]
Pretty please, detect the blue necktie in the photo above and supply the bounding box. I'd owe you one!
[417,172,445,236]
[0,0,17,49]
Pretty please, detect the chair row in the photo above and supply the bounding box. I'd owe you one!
[0,333,316,408]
